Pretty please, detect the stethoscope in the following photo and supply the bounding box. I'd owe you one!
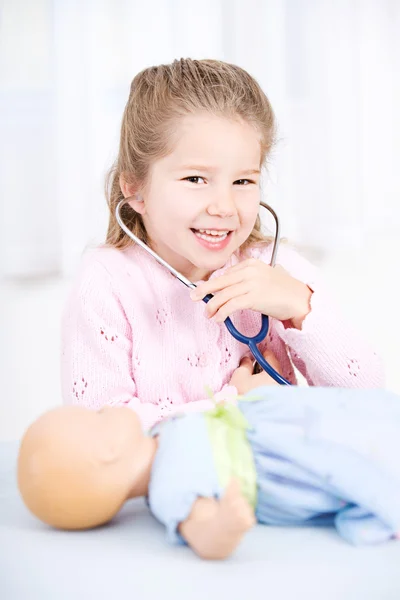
[116,199,291,385]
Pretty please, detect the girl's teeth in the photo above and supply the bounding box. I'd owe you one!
[195,230,228,242]
[197,229,229,236]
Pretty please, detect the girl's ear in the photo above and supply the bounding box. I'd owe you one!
[119,173,146,215]
[127,194,145,215]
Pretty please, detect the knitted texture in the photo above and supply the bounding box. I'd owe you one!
[61,243,384,430]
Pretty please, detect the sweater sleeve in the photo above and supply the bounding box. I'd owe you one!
[263,244,385,388]
[60,258,163,430]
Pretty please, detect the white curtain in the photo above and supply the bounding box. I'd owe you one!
[1,0,399,278]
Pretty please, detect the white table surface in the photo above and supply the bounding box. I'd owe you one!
[1,442,400,600]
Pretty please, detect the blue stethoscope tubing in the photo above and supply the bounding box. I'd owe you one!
[115,199,291,385]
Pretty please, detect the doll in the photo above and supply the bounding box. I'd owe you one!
[18,358,400,559]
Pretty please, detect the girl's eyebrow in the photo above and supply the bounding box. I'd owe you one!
[175,164,261,175]
[238,168,261,176]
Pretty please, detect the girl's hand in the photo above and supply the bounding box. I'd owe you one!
[191,258,312,329]
[229,350,282,395]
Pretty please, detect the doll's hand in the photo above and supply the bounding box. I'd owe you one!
[178,480,255,560]
[191,258,312,328]
[216,479,256,534]
[229,350,282,395]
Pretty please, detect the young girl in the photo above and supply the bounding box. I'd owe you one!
[61,58,384,431]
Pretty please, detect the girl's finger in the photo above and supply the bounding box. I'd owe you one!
[223,258,259,274]
[237,356,254,374]
[229,357,253,389]
[253,369,279,387]
[262,349,282,374]
[204,283,249,318]
[190,271,244,300]
[214,293,252,323]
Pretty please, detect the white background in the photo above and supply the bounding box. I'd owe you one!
[0,0,399,439]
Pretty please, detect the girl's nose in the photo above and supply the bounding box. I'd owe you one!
[206,189,236,217]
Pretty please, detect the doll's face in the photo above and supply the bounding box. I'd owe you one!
[17,405,147,529]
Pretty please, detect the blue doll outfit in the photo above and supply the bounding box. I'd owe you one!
[148,387,400,546]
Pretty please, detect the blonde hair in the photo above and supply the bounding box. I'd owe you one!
[105,58,276,251]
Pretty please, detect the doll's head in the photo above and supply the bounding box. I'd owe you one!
[17,405,155,530]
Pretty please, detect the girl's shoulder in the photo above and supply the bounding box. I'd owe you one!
[73,243,145,284]
[63,244,148,308]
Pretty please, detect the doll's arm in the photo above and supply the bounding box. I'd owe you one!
[178,480,255,560]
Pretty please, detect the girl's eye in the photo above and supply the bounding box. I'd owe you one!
[184,176,206,184]
[234,179,253,185]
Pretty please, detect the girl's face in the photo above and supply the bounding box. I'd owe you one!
[134,112,262,281]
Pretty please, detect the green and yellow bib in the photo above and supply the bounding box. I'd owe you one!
[204,401,257,509]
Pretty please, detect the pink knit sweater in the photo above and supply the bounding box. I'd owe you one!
[61,242,384,430]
